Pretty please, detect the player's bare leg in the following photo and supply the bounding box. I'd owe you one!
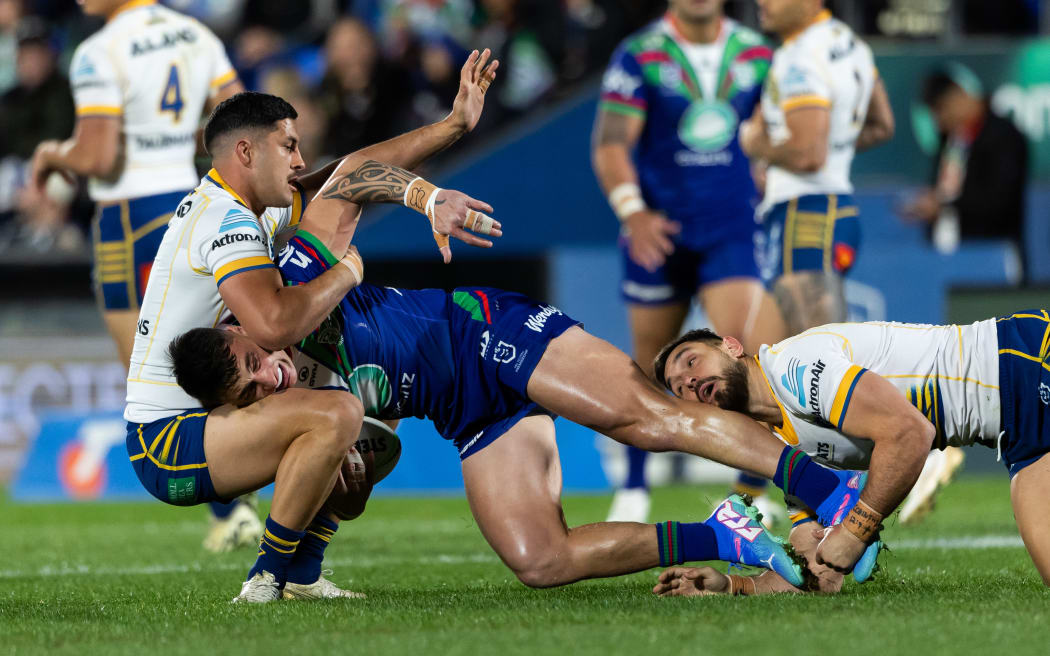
[608,302,690,522]
[101,309,138,369]
[205,388,364,530]
[771,271,847,335]
[463,414,658,587]
[529,326,785,474]
[698,277,786,353]
[1009,451,1050,585]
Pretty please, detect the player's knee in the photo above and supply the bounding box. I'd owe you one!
[304,391,364,452]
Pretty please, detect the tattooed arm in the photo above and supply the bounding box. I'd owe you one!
[299,159,499,263]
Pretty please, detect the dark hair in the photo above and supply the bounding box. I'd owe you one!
[921,70,961,108]
[168,328,239,409]
[652,328,724,391]
[203,91,298,155]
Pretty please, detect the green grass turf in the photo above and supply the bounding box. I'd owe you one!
[3,475,1050,655]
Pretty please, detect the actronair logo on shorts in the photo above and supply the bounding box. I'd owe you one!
[524,305,562,333]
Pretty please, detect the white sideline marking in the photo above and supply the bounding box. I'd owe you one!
[0,535,1027,581]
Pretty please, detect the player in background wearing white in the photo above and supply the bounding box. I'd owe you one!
[741,0,961,525]
[592,0,788,526]
[652,311,1050,594]
[26,0,260,552]
[126,51,501,602]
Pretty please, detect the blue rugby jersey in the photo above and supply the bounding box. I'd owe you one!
[599,16,772,249]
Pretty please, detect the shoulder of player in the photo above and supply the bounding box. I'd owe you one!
[725,20,770,52]
[617,19,668,56]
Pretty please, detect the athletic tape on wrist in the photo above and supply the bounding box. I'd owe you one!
[339,251,364,285]
[608,182,646,222]
[843,499,883,544]
[405,177,449,250]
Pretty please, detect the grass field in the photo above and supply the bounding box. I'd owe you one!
[4,475,1050,655]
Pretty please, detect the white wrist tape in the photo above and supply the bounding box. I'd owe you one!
[608,182,646,221]
[339,251,364,285]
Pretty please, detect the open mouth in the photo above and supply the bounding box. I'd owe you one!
[697,380,716,404]
[275,362,291,392]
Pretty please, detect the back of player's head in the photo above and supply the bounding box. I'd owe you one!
[203,91,298,156]
[168,327,239,409]
[652,328,724,391]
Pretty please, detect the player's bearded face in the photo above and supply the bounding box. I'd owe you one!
[712,354,750,413]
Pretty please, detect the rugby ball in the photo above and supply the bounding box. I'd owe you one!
[356,416,401,484]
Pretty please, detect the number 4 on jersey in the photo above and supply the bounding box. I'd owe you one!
[159,64,184,121]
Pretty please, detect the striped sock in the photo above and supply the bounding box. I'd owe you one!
[773,446,838,510]
[286,515,338,585]
[654,521,718,567]
[247,516,303,585]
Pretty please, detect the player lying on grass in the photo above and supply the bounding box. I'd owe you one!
[653,312,1050,595]
[166,180,889,599]
[125,52,503,603]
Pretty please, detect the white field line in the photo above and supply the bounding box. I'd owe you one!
[0,535,1025,581]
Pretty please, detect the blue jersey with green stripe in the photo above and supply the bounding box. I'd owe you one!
[600,17,771,248]
[278,231,579,444]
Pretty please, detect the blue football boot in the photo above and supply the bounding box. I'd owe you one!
[708,494,804,587]
[814,470,881,583]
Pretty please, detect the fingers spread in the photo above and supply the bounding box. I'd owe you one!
[461,49,479,79]
[466,197,495,214]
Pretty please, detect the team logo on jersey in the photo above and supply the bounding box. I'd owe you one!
[678,100,737,153]
[347,364,392,415]
[601,65,642,98]
[72,54,96,80]
[780,358,807,407]
[659,63,683,91]
[1039,382,1050,407]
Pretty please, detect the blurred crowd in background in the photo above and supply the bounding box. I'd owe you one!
[0,0,1044,258]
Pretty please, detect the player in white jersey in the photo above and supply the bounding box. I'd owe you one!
[26,0,252,552]
[738,0,893,335]
[653,310,1050,593]
[30,0,244,365]
[125,52,502,602]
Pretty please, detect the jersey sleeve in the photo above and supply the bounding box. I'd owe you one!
[764,332,867,431]
[772,50,831,113]
[69,40,123,119]
[598,44,648,120]
[199,203,275,286]
[277,229,335,287]
[202,26,238,96]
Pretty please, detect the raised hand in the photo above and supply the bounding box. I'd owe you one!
[448,48,500,134]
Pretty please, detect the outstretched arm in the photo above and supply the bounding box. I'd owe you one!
[294,49,499,198]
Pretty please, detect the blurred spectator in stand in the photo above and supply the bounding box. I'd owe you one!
[259,67,326,166]
[474,0,563,126]
[0,172,84,256]
[0,17,74,163]
[0,0,22,94]
[316,17,409,159]
[900,68,1029,283]
[377,0,475,62]
[563,0,627,83]
[0,17,75,229]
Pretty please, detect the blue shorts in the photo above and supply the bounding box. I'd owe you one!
[758,194,860,283]
[92,189,188,311]
[446,287,581,459]
[125,410,224,506]
[997,310,1050,477]
[620,231,760,305]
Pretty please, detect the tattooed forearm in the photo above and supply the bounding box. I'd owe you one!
[320,160,417,205]
[594,111,634,147]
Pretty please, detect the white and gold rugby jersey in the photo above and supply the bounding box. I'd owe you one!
[756,319,1001,471]
[758,10,876,213]
[125,170,305,423]
[69,0,236,202]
